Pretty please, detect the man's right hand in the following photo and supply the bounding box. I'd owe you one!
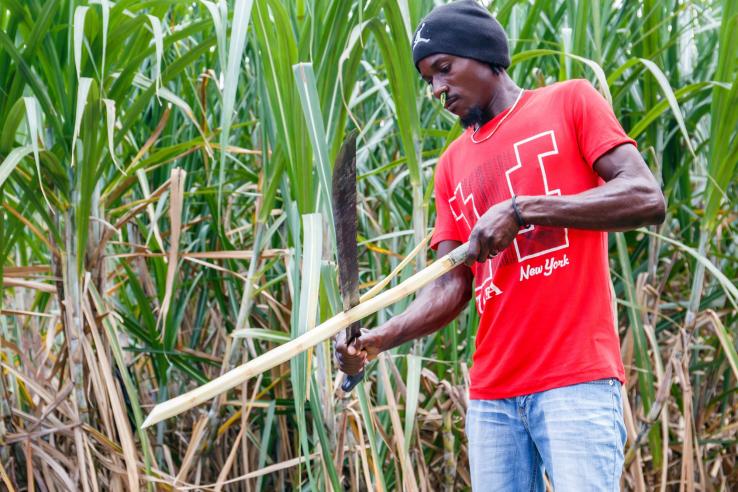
[334,328,384,375]
[334,241,472,376]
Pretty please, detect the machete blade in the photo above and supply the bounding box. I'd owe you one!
[332,131,360,318]
[331,130,364,391]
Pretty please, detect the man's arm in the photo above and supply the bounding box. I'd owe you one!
[464,143,666,264]
[518,143,666,230]
[335,240,473,375]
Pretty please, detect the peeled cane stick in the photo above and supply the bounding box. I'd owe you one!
[141,242,469,428]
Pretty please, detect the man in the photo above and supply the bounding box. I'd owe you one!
[335,1,666,489]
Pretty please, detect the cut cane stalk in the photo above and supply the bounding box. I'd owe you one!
[141,243,468,428]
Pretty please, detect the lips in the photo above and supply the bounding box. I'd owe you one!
[444,95,459,112]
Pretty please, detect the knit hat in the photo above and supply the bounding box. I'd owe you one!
[411,0,510,71]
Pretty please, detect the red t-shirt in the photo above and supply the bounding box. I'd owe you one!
[431,79,632,399]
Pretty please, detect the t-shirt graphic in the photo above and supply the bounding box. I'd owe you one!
[431,80,634,399]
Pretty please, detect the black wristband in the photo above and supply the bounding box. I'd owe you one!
[511,195,528,228]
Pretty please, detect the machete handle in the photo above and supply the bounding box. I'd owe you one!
[341,369,364,392]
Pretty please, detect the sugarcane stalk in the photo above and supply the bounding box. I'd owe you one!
[141,242,469,428]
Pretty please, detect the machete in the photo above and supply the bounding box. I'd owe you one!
[332,130,364,392]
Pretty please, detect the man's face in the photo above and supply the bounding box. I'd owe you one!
[418,53,496,127]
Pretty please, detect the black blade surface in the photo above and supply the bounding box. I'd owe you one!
[331,131,364,392]
[332,131,360,320]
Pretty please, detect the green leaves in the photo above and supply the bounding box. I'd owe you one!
[704,3,738,230]
[71,77,93,168]
[293,63,334,230]
[216,0,255,219]
[0,146,33,189]
[73,6,90,81]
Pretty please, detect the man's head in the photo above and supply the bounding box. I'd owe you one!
[412,1,510,127]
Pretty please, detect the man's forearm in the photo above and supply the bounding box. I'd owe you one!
[514,143,666,232]
[375,268,472,352]
[517,176,665,232]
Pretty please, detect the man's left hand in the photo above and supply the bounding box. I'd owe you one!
[465,199,520,266]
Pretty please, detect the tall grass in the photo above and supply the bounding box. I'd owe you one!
[0,0,736,490]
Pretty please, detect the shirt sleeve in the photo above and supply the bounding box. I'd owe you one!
[570,79,637,167]
[430,154,463,250]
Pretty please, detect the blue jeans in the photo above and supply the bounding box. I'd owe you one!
[465,379,626,491]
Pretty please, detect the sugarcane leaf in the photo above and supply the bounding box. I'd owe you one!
[0,146,33,189]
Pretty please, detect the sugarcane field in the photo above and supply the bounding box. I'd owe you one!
[1,0,737,490]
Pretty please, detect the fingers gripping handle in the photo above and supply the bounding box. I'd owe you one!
[341,329,364,392]
[341,370,364,392]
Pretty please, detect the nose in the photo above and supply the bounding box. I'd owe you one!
[432,80,448,100]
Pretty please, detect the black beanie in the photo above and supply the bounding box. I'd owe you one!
[411,0,510,71]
